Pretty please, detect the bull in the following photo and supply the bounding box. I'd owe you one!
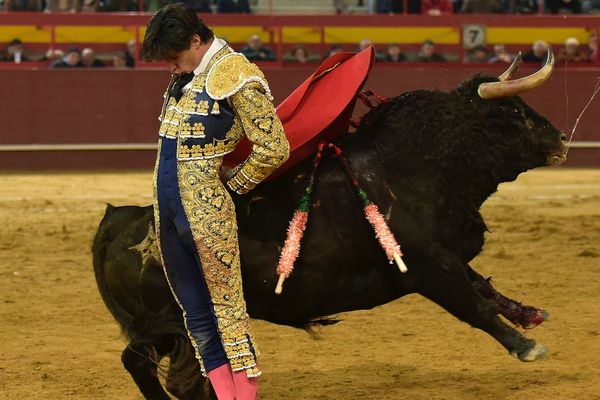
[92,50,566,400]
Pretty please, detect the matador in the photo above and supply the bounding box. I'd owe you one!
[142,4,290,399]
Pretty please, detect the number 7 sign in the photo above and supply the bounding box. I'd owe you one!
[462,24,486,49]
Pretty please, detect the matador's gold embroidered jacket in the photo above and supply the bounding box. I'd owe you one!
[152,43,289,378]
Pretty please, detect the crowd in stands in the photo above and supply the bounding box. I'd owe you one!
[2,34,598,66]
[1,0,249,12]
[0,38,136,67]
[3,0,600,13]
[346,0,599,14]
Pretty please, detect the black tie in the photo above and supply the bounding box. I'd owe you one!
[170,73,195,102]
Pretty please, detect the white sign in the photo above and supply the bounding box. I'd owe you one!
[463,25,486,49]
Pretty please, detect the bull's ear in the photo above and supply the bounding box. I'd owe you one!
[455,75,499,101]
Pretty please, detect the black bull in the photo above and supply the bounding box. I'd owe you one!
[92,73,567,399]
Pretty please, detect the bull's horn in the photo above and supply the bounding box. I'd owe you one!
[478,45,554,99]
[498,52,522,81]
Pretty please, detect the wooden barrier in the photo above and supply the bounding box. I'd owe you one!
[0,65,598,169]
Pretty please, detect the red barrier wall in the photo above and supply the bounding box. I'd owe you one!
[0,65,598,169]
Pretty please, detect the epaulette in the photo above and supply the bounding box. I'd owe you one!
[205,53,273,101]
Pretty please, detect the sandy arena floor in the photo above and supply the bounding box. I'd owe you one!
[0,168,599,400]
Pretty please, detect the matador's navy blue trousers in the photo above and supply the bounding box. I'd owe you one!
[155,137,229,373]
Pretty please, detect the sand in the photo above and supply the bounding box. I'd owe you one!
[0,168,599,400]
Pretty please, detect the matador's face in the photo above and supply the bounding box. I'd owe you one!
[165,35,205,76]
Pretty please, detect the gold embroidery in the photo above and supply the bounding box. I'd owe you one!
[225,81,290,194]
[205,53,273,101]
[159,98,179,137]
[254,117,273,132]
[177,160,260,376]
[152,139,208,376]
[211,101,220,115]
[180,121,206,138]
[197,100,210,115]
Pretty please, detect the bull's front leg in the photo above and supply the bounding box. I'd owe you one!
[465,264,549,330]
[165,339,217,400]
[413,257,547,362]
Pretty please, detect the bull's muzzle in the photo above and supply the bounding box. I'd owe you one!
[548,135,568,165]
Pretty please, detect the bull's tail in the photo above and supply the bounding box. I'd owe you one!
[92,203,136,339]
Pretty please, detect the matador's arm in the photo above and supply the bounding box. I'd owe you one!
[226,82,290,194]
[206,52,290,194]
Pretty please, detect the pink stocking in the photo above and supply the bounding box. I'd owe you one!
[233,370,259,400]
[207,364,236,400]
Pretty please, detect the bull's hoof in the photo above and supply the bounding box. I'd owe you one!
[520,308,550,330]
[511,343,548,362]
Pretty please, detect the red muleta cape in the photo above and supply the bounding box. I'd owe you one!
[224,47,375,179]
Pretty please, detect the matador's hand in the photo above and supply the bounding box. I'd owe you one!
[219,165,235,182]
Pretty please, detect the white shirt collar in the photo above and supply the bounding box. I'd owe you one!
[194,36,227,76]
[182,37,226,94]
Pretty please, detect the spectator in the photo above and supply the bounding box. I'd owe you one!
[422,0,453,14]
[44,0,80,12]
[217,0,251,13]
[143,0,165,11]
[289,46,309,63]
[0,39,29,63]
[9,0,43,10]
[461,0,501,12]
[97,0,138,11]
[125,39,136,67]
[42,48,65,63]
[81,48,105,67]
[358,38,374,52]
[522,40,548,63]
[464,45,489,63]
[558,37,589,62]
[582,0,600,12]
[326,44,344,58]
[358,38,385,60]
[113,52,128,68]
[417,39,446,62]
[385,44,408,62]
[50,48,82,68]
[545,0,582,13]
[184,0,212,12]
[81,0,98,11]
[334,0,349,13]
[503,0,537,13]
[488,44,516,63]
[452,0,464,11]
[390,0,422,12]
[283,45,320,63]
[371,0,390,12]
[588,33,599,62]
[240,35,276,61]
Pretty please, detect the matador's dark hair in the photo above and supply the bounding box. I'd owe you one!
[142,2,214,62]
